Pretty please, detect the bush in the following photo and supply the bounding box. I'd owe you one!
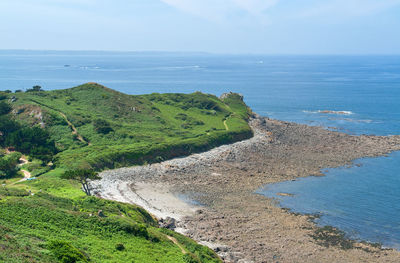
[0,93,8,100]
[93,119,113,134]
[175,113,188,121]
[0,101,12,115]
[115,243,125,251]
[47,240,89,263]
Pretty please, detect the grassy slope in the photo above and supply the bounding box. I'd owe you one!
[12,83,252,170]
[0,84,252,263]
[0,178,221,263]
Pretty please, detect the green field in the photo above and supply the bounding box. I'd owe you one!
[0,83,252,263]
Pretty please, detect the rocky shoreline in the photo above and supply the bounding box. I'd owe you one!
[91,114,400,263]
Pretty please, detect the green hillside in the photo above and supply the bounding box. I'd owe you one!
[0,83,252,263]
[0,184,221,263]
[10,83,252,170]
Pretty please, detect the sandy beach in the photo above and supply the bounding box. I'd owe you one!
[91,115,400,263]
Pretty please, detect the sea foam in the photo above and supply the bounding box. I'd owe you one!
[303,110,354,115]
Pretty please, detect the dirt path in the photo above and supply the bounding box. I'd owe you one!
[20,170,31,179]
[59,112,90,145]
[18,156,32,181]
[165,235,187,254]
[223,119,229,131]
[28,98,90,145]
[19,156,28,166]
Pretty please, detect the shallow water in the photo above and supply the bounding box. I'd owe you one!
[257,151,400,249]
[1,50,400,247]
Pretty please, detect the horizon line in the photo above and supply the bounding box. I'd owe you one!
[0,49,399,56]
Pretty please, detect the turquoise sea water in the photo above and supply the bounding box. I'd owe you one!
[1,50,400,248]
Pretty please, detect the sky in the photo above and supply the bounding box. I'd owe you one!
[1,0,400,54]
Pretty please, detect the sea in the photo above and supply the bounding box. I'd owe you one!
[1,50,400,248]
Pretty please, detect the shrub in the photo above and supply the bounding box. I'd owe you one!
[119,221,148,238]
[47,240,89,263]
[175,113,188,121]
[0,93,8,100]
[0,101,12,115]
[115,243,125,251]
[93,119,113,134]
[151,106,160,112]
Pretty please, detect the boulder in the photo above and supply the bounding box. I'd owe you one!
[159,217,177,230]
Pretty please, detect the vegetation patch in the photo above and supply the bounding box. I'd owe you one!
[0,184,222,262]
[0,151,21,179]
[310,226,354,250]
[47,240,90,263]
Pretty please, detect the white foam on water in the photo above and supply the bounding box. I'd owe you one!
[303,110,354,115]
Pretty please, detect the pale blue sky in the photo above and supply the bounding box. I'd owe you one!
[1,0,400,54]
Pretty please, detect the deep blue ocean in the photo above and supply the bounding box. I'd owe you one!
[1,50,400,248]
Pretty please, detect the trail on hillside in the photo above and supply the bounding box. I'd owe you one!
[165,235,187,254]
[59,112,90,145]
[28,98,90,145]
[17,156,32,183]
[223,119,229,131]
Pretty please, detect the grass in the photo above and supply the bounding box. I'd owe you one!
[0,183,222,263]
[0,85,253,262]
[11,83,252,170]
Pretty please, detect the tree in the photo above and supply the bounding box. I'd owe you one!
[26,85,42,92]
[5,126,57,162]
[0,152,21,178]
[61,169,100,196]
[0,116,20,146]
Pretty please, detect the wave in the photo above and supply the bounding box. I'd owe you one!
[327,117,373,123]
[79,66,101,70]
[303,110,354,115]
[157,65,201,70]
